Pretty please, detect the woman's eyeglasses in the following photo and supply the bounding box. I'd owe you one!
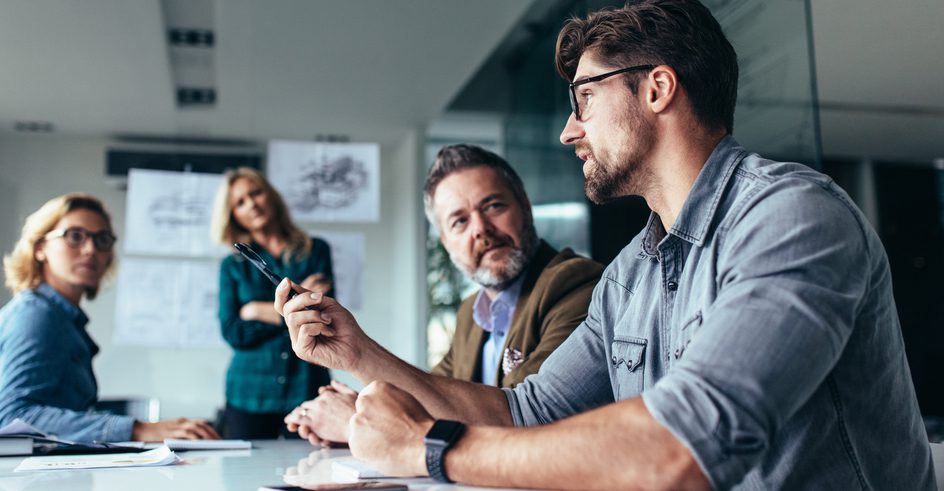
[44,227,117,252]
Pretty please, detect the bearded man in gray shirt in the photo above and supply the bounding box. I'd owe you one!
[275,1,934,488]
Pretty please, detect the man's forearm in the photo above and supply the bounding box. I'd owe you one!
[443,398,710,490]
[353,340,512,426]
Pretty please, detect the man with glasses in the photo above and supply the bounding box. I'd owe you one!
[277,1,933,488]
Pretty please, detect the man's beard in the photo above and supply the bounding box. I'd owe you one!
[581,103,655,204]
[450,223,538,290]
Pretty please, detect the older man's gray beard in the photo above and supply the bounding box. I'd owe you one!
[450,227,538,291]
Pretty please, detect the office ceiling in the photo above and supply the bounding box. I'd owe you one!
[811,0,944,163]
[0,0,940,163]
[0,0,534,145]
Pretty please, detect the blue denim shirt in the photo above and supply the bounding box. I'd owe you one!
[505,137,934,489]
[0,283,134,442]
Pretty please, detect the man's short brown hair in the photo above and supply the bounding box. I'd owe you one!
[556,0,738,133]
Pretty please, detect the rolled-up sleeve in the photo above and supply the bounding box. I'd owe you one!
[504,280,615,427]
[642,179,870,488]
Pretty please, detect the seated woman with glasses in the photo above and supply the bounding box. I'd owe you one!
[0,193,220,442]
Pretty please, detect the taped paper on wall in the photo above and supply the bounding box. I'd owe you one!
[113,258,224,348]
[268,141,380,223]
[124,169,228,257]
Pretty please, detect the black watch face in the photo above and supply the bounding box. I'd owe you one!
[425,420,464,444]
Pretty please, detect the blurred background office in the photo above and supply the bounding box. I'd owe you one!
[0,0,941,437]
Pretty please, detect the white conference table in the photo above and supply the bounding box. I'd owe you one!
[0,440,529,491]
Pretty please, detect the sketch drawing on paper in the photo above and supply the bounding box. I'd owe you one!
[267,141,380,222]
[148,192,207,226]
[290,154,369,212]
[113,258,224,348]
[125,169,227,256]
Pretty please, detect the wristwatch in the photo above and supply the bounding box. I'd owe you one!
[424,419,466,483]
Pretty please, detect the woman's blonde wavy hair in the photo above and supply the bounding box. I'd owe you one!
[210,167,310,261]
[3,193,117,299]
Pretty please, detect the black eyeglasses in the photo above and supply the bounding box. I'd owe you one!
[44,227,117,252]
[568,64,656,121]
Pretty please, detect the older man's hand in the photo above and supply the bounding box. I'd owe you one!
[285,380,358,446]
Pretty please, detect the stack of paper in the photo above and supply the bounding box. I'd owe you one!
[0,419,44,456]
[15,446,180,472]
[0,437,33,456]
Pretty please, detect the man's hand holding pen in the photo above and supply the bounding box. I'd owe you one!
[274,278,368,374]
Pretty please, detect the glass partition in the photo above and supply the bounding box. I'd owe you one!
[426,0,822,367]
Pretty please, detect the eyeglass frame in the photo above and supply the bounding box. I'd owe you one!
[568,64,657,121]
[44,227,118,252]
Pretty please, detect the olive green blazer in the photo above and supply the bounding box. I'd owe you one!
[431,240,603,388]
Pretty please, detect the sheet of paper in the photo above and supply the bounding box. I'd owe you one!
[15,446,179,472]
[0,419,45,437]
[164,439,251,450]
[124,168,228,257]
[268,141,380,223]
[306,230,365,310]
[108,441,160,450]
[112,257,224,348]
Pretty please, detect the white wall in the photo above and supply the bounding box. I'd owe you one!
[0,131,426,419]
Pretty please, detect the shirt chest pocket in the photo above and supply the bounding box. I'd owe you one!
[674,311,702,362]
[611,337,647,400]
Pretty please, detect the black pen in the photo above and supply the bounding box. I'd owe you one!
[233,243,317,309]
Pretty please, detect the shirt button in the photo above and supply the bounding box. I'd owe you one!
[667,281,678,291]
[277,376,286,384]
[281,352,289,360]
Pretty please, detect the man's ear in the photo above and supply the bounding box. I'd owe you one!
[645,65,678,114]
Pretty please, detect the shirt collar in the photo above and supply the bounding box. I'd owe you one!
[640,135,746,256]
[472,271,527,334]
[36,282,89,328]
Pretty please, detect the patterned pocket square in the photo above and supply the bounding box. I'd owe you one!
[502,347,525,375]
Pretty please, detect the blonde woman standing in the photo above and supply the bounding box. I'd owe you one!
[0,193,219,442]
[212,168,333,439]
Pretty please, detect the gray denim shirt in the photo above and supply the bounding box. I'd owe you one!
[504,136,934,489]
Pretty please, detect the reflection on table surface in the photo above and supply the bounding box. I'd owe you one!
[0,439,531,491]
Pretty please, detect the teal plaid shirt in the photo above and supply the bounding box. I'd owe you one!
[218,238,332,414]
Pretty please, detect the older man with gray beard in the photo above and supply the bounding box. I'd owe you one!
[283,144,602,445]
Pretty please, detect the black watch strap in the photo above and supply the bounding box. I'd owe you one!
[424,419,466,483]
[426,442,451,483]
